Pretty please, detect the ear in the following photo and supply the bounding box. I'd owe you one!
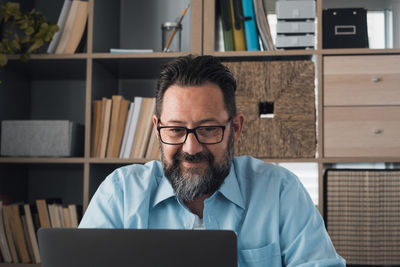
[232,113,244,145]
[152,115,159,137]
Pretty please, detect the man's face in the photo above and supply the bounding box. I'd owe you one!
[153,82,243,201]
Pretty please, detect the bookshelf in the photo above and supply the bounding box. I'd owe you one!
[203,0,400,215]
[0,0,400,265]
[0,0,202,211]
[0,0,201,263]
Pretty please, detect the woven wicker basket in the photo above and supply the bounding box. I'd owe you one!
[324,169,400,265]
[224,60,316,158]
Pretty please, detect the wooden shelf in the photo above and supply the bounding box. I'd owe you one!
[260,158,318,163]
[89,157,158,164]
[6,53,89,60]
[0,157,85,164]
[209,49,317,57]
[0,264,40,267]
[9,47,400,60]
[92,52,193,59]
[320,48,400,55]
[321,157,400,163]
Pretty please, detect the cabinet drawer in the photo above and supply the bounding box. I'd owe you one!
[324,106,400,157]
[324,55,400,106]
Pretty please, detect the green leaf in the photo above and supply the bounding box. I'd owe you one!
[19,21,28,30]
[51,24,60,33]
[40,22,49,30]
[28,39,44,53]
[0,2,58,64]
[1,39,11,52]
[0,54,8,67]
[11,38,21,51]
[6,2,20,17]
[4,5,20,24]
[25,26,35,35]
[43,31,54,42]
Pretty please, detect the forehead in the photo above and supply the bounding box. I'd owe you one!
[160,82,228,122]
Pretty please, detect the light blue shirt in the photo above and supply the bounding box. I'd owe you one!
[80,156,345,267]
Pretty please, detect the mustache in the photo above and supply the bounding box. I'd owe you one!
[174,150,214,164]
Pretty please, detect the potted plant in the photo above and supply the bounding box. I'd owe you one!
[0,1,58,67]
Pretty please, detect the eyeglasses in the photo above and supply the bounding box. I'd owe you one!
[157,118,232,145]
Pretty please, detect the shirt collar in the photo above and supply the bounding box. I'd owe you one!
[216,164,245,209]
[152,174,176,208]
[151,162,245,210]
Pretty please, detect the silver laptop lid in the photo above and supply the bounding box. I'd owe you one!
[38,228,237,267]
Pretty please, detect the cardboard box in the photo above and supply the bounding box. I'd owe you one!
[1,120,84,157]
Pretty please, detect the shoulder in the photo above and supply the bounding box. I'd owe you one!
[233,155,298,187]
[102,160,164,196]
[232,155,305,202]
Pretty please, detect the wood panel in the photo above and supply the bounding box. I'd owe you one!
[324,106,400,157]
[324,55,400,106]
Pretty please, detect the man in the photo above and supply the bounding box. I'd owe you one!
[80,55,345,266]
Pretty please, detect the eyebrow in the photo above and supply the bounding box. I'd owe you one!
[161,118,223,125]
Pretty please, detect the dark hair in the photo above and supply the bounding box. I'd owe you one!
[156,55,237,119]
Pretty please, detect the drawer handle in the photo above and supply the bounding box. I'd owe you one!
[373,129,382,134]
[372,77,381,83]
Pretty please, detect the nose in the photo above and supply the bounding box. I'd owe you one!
[182,132,203,155]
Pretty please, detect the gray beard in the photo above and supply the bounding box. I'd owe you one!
[161,132,234,202]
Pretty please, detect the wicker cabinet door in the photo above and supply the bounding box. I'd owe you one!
[224,60,316,158]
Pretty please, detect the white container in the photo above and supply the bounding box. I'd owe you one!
[276,1,316,19]
[276,21,315,33]
[276,34,315,48]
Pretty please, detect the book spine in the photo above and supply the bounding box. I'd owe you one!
[9,205,30,263]
[2,205,18,263]
[62,1,89,54]
[119,102,134,158]
[47,0,72,53]
[23,204,40,263]
[0,202,13,263]
[123,97,143,158]
[106,95,123,158]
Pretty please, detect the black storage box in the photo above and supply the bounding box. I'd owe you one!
[323,8,369,49]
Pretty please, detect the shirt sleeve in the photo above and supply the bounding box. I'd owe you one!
[278,172,346,267]
[79,172,124,228]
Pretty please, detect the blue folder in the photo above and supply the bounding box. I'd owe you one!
[241,0,260,51]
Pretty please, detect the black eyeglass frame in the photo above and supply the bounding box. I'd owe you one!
[157,118,232,145]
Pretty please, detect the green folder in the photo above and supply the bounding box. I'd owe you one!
[218,0,234,51]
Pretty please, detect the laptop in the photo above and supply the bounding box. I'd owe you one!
[38,228,237,267]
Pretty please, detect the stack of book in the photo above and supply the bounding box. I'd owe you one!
[0,200,81,264]
[91,96,160,159]
[47,0,89,54]
[216,0,275,52]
